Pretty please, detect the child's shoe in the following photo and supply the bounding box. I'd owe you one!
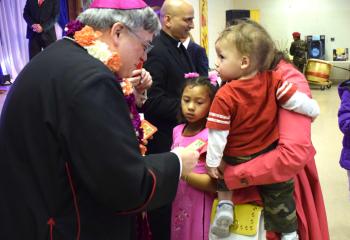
[210,201,233,238]
[281,231,299,240]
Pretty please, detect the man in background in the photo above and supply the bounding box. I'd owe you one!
[290,31,307,73]
[182,35,209,76]
[142,0,195,239]
[23,0,60,59]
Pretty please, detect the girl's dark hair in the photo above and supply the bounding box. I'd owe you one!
[177,76,219,123]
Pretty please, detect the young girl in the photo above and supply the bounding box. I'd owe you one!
[171,74,218,240]
[206,20,320,240]
[338,79,350,202]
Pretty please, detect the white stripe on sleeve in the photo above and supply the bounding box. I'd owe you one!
[206,129,229,167]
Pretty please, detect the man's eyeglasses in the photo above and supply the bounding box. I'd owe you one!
[126,27,154,54]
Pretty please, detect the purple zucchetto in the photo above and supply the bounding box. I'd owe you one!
[90,0,148,10]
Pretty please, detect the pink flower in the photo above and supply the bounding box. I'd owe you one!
[208,71,218,86]
[184,72,199,79]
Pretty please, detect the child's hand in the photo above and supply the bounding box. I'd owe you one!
[207,166,220,179]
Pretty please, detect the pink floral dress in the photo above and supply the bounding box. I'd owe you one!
[171,124,215,240]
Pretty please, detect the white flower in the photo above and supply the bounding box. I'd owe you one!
[85,40,112,63]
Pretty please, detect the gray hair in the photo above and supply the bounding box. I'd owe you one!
[77,7,161,33]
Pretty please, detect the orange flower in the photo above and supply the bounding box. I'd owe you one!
[74,26,102,47]
[121,79,134,96]
[106,52,121,72]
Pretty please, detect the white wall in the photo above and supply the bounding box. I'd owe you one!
[188,0,350,66]
[207,0,234,68]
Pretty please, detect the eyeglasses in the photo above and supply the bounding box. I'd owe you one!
[126,27,154,54]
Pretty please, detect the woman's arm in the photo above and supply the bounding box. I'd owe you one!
[224,108,313,189]
[224,61,315,190]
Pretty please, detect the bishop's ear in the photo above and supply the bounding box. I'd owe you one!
[111,22,125,38]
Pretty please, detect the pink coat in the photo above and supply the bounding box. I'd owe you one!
[224,61,329,240]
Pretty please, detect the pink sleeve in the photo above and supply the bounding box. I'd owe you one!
[224,61,316,189]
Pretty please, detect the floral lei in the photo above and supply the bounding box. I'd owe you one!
[65,20,145,154]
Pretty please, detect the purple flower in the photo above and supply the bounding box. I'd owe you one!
[64,20,85,37]
[124,93,144,141]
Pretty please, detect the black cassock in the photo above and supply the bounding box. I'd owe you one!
[0,39,180,240]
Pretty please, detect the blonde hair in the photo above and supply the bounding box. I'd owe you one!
[216,20,276,72]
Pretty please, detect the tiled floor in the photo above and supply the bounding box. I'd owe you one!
[0,82,349,239]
